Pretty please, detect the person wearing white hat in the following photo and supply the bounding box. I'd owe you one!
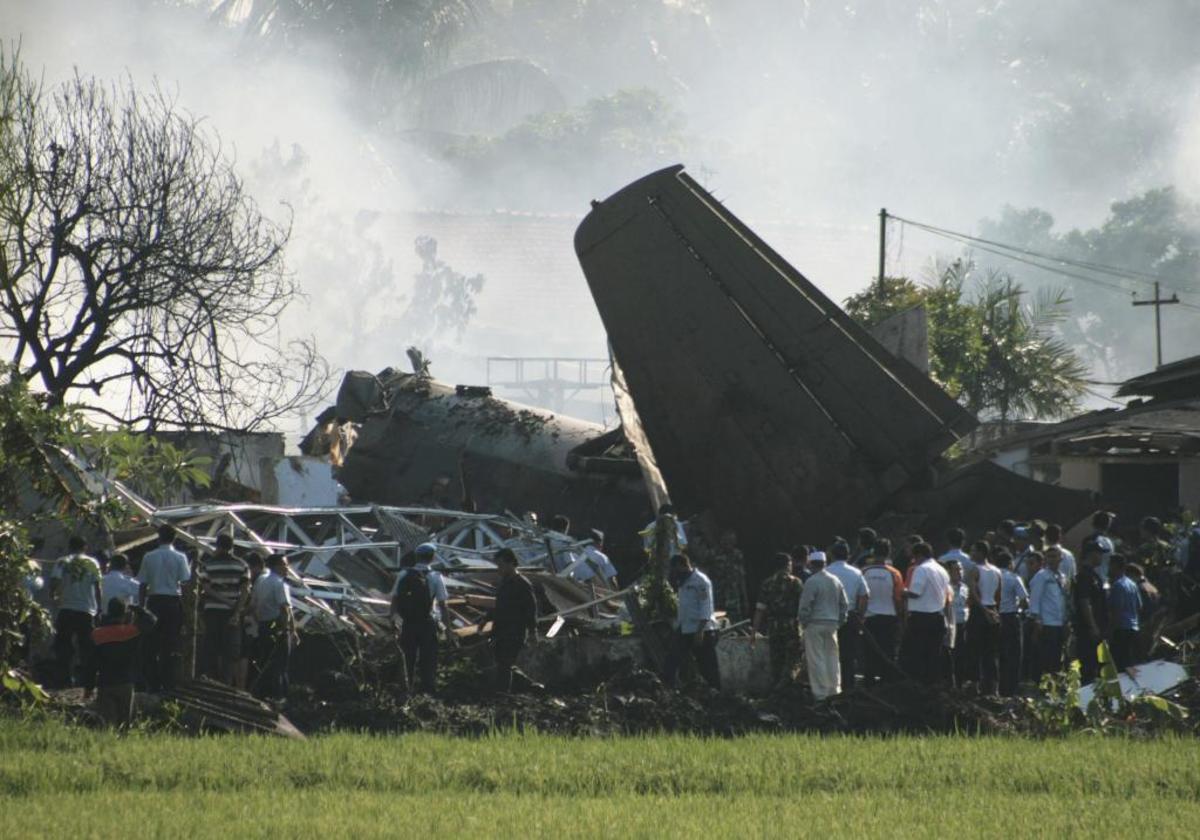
[797,551,849,700]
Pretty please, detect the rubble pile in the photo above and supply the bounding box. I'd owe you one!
[282,667,1044,738]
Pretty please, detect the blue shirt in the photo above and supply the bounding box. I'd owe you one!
[1029,568,1068,627]
[137,544,191,596]
[1108,575,1142,630]
[827,560,868,612]
[675,569,717,633]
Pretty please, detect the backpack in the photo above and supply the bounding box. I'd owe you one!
[393,569,433,625]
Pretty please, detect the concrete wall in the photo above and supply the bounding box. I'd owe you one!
[1059,458,1102,493]
[1177,460,1200,512]
[264,456,343,507]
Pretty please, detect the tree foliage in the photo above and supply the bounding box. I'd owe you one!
[0,364,211,671]
[0,52,329,431]
[845,260,1088,426]
[978,188,1200,378]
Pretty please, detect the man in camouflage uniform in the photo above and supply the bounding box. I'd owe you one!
[706,529,751,623]
[1136,516,1175,586]
[752,552,804,686]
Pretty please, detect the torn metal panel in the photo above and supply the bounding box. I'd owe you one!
[575,165,976,548]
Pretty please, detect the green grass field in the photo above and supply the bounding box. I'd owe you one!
[1,717,1198,838]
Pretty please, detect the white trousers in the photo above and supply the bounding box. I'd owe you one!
[804,620,841,700]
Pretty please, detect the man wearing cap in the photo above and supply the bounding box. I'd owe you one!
[1073,539,1108,683]
[902,542,952,685]
[797,551,848,700]
[826,540,867,691]
[392,543,451,693]
[483,548,538,692]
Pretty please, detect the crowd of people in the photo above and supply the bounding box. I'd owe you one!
[665,510,1200,701]
[31,525,299,725]
[29,505,1200,726]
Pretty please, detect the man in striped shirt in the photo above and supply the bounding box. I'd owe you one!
[196,534,251,685]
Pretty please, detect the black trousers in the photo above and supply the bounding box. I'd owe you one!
[973,611,1000,694]
[999,613,1022,696]
[53,609,96,690]
[400,619,439,693]
[862,615,898,685]
[663,629,721,690]
[202,610,240,680]
[902,612,944,685]
[1075,627,1101,684]
[1033,624,1065,683]
[492,633,525,693]
[256,620,291,701]
[837,616,861,690]
[145,595,183,691]
[1110,628,1139,671]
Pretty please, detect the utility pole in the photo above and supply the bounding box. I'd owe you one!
[1131,281,1180,368]
[877,208,888,298]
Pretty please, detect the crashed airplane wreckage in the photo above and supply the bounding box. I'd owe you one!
[59,450,631,668]
[301,371,653,562]
[300,165,1096,577]
[574,165,1096,564]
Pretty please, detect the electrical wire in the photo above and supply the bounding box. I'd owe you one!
[890,214,1200,307]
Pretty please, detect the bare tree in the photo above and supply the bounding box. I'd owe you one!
[0,56,328,431]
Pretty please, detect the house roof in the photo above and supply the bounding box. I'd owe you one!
[1116,354,1200,401]
[982,398,1200,458]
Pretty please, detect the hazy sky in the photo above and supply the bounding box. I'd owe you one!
[6,0,1200,419]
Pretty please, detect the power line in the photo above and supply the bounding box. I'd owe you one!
[890,214,1194,291]
[890,214,1200,305]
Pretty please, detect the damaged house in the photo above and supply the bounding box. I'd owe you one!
[976,354,1200,530]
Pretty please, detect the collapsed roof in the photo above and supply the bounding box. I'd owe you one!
[575,165,977,548]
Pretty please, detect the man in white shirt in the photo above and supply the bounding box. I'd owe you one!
[827,540,868,691]
[995,549,1029,696]
[251,554,297,702]
[971,542,1003,695]
[798,552,849,700]
[1029,548,1069,682]
[136,525,191,691]
[663,553,720,690]
[49,536,102,694]
[392,542,451,694]
[902,542,951,685]
[100,554,140,610]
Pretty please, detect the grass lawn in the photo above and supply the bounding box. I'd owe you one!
[1,716,1198,838]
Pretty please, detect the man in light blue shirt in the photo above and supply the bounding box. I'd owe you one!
[827,540,867,691]
[1029,548,1068,681]
[136,525,191,691]
[662,554,720,690]
[100,554,140,610]
[1107,555,1142,671]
